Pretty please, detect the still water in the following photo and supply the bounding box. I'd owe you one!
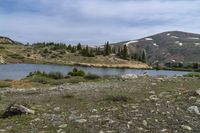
[0,64,189,80]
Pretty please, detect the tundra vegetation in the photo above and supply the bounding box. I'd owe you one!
[0,70,200,132]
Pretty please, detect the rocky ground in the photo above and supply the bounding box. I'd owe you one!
[0,76,200,133]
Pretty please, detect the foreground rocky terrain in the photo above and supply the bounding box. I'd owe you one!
[0,75,200,133]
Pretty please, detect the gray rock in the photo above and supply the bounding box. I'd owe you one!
[188,88,200,97]
[187,106,200,115]
[142,120,147,126]
[99,130,104,133]
[195,99,200,105]
[0,129,6,132]
[181,125,192,131]
[1,104,35,118]
[59,124,67,128]
[75,119,87,123]
[121,74,138,79]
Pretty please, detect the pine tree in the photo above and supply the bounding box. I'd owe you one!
[67,44,72,50]
[122,45,128,59]
[71,46,76,53]
[89,49,95,57]
[77,43,82,51]
[141,50,147,63]
[104,41,111,56]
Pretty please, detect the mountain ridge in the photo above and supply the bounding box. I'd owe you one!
[111,31,200,66]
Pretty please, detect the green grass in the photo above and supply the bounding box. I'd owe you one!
[84,74,101,80]
[183,72,200,77]
[0,81,11,88]
[104,95,130,102]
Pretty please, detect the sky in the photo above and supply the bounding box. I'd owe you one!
[0,0,200,45]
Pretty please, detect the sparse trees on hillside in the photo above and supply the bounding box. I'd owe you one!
[104,41,111,56]
[141,50,147,63]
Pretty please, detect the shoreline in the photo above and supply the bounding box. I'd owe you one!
[0,62,200,72]
[1,62,199,72]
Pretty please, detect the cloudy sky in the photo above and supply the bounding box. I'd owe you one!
[0,0,200,44]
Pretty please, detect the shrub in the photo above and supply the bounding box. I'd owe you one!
[68,68,85,77]
[27,71,64,80]
[48,72,64,79]
[84,74,101,80]
[31,77,49,84]
[0,46,5,49]
[62,93,75,99]
[104,95,130,102]
[183,72,200,77]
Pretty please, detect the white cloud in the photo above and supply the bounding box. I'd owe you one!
[0,0,200,44]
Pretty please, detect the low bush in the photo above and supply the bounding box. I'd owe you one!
[27,71,64,80]
[183,72,200,77]
[68,68,85,77]
[31,77,49,84]
[84,74,101,80]
[48,72,64,79]
[0,46,5,49]
[104,95,130,102]
[8,53,24,60]
[62,93,75,99]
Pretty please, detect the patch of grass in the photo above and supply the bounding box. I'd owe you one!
[27,71,64,80]
[30,76,49,84]
[104,95,130,102]
[68,68,85,77]
[48,72,64,79]
[8,53,24,60]
[62,93,75,99]
[0,81,11,88]
[84,74,101,80]
[0,46,5,49]
[66,77,86,84]
[183,72,200,77]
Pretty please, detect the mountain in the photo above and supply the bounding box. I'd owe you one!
[111,31,200,66]
[0,36,22,44]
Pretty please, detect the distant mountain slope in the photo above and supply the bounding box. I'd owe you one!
[111,31,200,66]
[0,36,22,44]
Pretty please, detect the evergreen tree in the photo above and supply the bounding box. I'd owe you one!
[77,43,82,51]
[96,47,102,55]
[132,53,138,60]
[104,41,111,56]
[67,44,72,50]
[122,45,128,59]
[71,46,76,53]
[89,49,95,57]
[141,50,147,63]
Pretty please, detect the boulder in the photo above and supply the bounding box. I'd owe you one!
[181,125,192,131]
[121,74,138,79]
[1,104,35,118]
[187,106,200,115]
[188,88,200,97]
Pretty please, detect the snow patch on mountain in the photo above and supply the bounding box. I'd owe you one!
[195,43,200,46]
[125,40,138,45]
[171,36,179,39]
[175,41,183,46]
[187,37,199,40]
[153,43,158,47]
[145,38,153,41]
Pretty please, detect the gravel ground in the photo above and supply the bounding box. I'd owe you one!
[0,76,200,133]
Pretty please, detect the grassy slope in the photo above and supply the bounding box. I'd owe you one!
[0,44,149,68]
